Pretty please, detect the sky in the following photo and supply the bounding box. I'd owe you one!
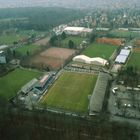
[0,0,139,9]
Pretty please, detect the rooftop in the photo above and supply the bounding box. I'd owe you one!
[89,72,110,115]
[21,78,38,94]
[120,49,130,56]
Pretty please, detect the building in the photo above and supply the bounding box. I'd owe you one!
[34,74,53,94]
[89,72,110,115]
[0,45,9,51]
[73,55,108,66]
[21,78,38,94]
[96,28,110,31]
[64,27,93,35]
[0,51,6,64]
[115,49,131,64]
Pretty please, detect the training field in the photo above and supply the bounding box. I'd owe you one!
[30,48,76,69]
[109,29,140,38]
[15,44,41,56]
[0,34,25,45]
[41,72,97,113]
[96,37,123,46]
[0,68,41,99]
[82,43,117,59]
[127,51,140,70]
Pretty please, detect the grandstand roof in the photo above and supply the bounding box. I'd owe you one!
[120,49,130,56]
[21,78,38,94]
[64,27,92,33]
[115,55,128,63]
[89,72,110,115]
[36,74,51,88]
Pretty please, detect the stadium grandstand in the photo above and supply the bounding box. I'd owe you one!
[21,78,38,94]
[115,48,131,64]
[89,72,110,115]
[33,74,54,95]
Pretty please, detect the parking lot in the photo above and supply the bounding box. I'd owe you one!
[108,84,140,119]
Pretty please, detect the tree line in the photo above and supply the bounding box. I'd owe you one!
[0,7,86,31]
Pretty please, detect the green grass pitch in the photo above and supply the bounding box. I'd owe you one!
[15,44,40,56]
[82,43,117,59]
[127,52,140,70]
[41,72,97,113]
[61,36,85,48]
[109,29,140,38]
[0,68,41,99]
[0,34,24,45]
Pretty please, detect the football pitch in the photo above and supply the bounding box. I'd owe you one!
[15,44,41,56]
[82,43,117,59]
[41,72,97,113]
[127,51,140,70]
[0,68,41,99]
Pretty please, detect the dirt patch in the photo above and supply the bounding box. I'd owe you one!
[30,47,76,70]
[96,37,124,46]
[34,37,50,46]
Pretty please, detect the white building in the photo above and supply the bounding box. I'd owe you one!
[0,45,9,51]
[64,27,93,35]
[0,51,6,64]
[73,55,108,66]
[115,49,131,64]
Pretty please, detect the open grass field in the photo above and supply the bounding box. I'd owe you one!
[0,34,25,45]
[15,44,41,56]
[30,47,76,69]
[0,68,41,99]
[127,51,140,70]
[41,72,97,113]
[61,36,85,48]
[109,29,140,38]
[82,43,117,59]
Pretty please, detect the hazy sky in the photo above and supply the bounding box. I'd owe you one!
[0,0,139,8]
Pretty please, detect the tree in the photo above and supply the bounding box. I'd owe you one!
[61,32,67,40]
[49,35,58,46]
[89,32,97,43]
[68,40,75,49]
[13,50,16,58]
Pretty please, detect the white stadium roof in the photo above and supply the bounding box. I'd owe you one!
[64,27,85,32]
[64,27,93,35]
[115,55,128,63]
[120,49,130,56]
[73,55,108,66]
[115,48,131,64]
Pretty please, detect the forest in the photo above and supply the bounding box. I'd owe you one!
[0,7,86,31]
